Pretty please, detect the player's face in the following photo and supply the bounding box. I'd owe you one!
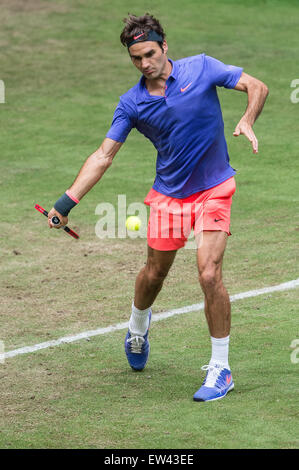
[129,41,168,80]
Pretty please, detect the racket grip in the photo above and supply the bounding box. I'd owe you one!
[51,216,61,225]
[35,204,79,239]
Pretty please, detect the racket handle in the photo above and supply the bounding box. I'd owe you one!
[51,216,61,225]
[35,204,80,239]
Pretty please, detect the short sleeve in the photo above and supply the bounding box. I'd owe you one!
[106,100,136,143]
[204,55,243,89]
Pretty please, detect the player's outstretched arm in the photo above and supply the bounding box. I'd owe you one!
[48,138,123,228]
[233,72,269,154]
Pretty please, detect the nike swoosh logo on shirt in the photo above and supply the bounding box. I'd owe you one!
[180,82,192,92]
[133,32,145,40]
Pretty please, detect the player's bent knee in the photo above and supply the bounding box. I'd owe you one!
[199,269,221,292]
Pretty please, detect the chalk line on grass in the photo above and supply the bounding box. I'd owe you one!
[1,278,299,361]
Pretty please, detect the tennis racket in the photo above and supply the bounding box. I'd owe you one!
[35,204,79,239]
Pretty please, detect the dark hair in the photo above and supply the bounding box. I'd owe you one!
[120,13,166,49]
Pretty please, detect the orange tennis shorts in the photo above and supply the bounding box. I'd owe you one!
[144,176,236,251]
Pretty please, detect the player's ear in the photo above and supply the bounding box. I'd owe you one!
[161,40,168,54]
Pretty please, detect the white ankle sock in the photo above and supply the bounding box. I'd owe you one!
[209,335,230,369]
[129,303,150,336]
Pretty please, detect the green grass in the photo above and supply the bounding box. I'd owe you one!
[1,289,298,449]
[0,0,298,449]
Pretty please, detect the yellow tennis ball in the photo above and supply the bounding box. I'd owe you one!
[126,216,141,231]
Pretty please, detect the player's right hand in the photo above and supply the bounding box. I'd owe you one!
[48,208,68,229]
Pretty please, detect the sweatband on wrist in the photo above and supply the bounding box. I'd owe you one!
[127,30,163,48]
[54,191,79,216]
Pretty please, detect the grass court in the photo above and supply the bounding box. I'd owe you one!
[0,0,298,449]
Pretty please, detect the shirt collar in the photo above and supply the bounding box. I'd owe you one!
[168,58,178,80]
[136,58,177,104]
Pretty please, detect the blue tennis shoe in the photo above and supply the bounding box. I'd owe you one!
[125,310,151,371]
[193,364,234,402]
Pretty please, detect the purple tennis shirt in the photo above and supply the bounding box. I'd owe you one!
[106,54,243,198]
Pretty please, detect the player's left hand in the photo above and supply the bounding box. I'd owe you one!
[233,119,258,154]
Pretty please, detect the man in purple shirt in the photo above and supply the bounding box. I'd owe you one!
[48,14,268,402]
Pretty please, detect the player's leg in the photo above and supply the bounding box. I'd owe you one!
[125,185,188,372]
[125,246,177,371]
[193,230,234,401]
[134,245,177,310]
[129,190,180,336]
[129,245,176,342]
[197,230,230,339]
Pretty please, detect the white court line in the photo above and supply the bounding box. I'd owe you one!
[1,278,299,361]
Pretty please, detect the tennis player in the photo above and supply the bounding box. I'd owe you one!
[48,14,268,402]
